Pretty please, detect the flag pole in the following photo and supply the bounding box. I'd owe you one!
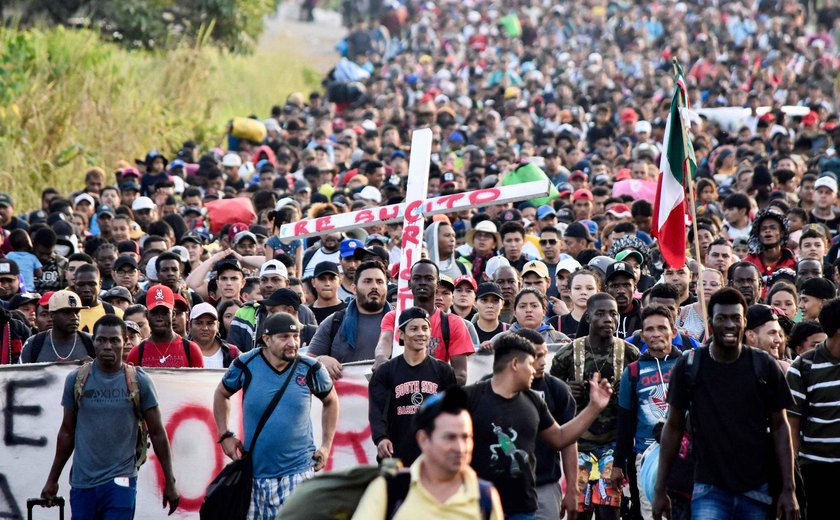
[686,173,710,340]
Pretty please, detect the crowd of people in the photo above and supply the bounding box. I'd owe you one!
[6,0,840,519]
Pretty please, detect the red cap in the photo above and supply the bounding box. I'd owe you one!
[572,189,594,201]
[227,223,249,240]
[146,284,174,311]
[824,121,838,131]
[454,275,477,291]
[607,203,632,217]
[173,293,189,312]
[616,168,632,181]
[332,117,345,131]
[760,112,775,123]
[620,108,639,123]
[801,111,819,127]
[569,170,587,181]
[38,291,56,308]
[432,214,451,224]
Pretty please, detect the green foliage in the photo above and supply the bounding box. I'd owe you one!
[0,24,321,210]
[8,0,283,53]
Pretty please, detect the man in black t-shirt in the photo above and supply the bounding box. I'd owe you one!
[653,288,798,520]
[368,307,456,465]
[515,329,578,520]
[465,332,612,517]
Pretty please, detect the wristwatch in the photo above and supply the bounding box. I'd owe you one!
[218,431,235,444]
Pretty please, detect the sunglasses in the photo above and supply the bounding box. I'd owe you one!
[539,239,558,246]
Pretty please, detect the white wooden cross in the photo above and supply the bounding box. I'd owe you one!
[280,128,551,354]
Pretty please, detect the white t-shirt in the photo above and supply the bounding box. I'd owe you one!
[203,348,225,369]
[303,248,341,278]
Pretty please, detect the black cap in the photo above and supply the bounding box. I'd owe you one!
[262,312,300,335]
[605,261,635,282]
[746,304,778,331]
[476,282,504,300]
[398,307,431,330]
[179,231,205,246]
[0,258,20,276]
[260,288,301,309]
[415,386,469,432]
[118,240,140,255]
[114,255,139,271]
[353,245,389,263]
[214,258,244,275]
[8,292,40,310]
[800,278,836,300]
[499,208,522,222]
[313,261,340,278]
[564,222,593,241]
[103,286,133,304]
[555,208,574,223]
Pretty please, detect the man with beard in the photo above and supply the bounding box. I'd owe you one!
[72,264,123,334]
[126,284,203,368]
[493,265,521,324]
[19,290,95,363]
[308,261,392,378]
[338,239,362,301]
[302,231,343,279]
[704,238,735,282]
[228,260,317,351]
[0,258,21,307]
[663,262,695,306]
[552,294,640,520]
[576,262,643,340]
[375,260,475,385]
[744,210,796,284]
[728,261,763,306]
[653,288,798,520]
[744,304,788,369]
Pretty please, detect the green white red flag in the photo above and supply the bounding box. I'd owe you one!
[652,61,696,268]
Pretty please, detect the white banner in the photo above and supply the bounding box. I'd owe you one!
[0,357,497,519]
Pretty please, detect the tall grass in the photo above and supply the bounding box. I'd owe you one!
[0,25,322,211]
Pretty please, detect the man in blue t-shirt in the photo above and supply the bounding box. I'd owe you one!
[215,312,338,520]
[614,305,682,520]
[41,314,180,518]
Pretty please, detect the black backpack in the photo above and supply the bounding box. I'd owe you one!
[329,308,451,354]
[29,331,96,362]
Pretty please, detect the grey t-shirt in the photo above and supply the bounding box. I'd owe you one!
[61,363,158,488]
[307,307,387,363]
[19,332,94,364]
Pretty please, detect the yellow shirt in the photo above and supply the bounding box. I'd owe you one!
[79,301,124,334]
[352,455,504,520]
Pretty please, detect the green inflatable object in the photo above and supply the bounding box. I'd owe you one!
[501,162,559,206]
[500,14,522,38]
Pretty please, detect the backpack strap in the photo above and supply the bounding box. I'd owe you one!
[573,337,586,382]
[384,470,411,520]
[477,478,494,520]
[329,309,347,340]
[678,333,693,350]
[102,301,116,315]
[181,338,192,366]
[124,364,142,417]
[73,362,95,410]
[29,332,47,363]
[440,311,451,354]
[628,361,640,412]
[233,356,253,394]
[79,333,96,358]
[614,337,625,379]
[137,340,145,365]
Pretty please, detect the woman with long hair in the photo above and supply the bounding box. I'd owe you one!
[559,268,600,339]
[508,287,570,349]
[677,268,724,341]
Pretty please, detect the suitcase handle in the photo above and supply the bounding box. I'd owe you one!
[27,498,65,520]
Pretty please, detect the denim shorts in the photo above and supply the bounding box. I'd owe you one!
[691,483,771,520]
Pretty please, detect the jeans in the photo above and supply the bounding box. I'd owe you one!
[691,483,771,520]
[70,477,137,520]
[506,513,537,520]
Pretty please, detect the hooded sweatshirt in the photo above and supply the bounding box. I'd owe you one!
[424,221,466,279]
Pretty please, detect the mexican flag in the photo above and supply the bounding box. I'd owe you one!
[652,62,696,268]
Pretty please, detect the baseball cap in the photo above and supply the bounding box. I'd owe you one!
[800,278,836,300]
[615,249,644,265]
[500,208,522,223]
[222,153,242,168]
[233,231,258,246]
[250,225,269,239]
[635,120,652,134]
[485,256,511,279]
[555,208,574,223]
[131,196,156,212]
[214,258,244,275]
[605,261,635,282]
[814,175,838,194]
[365,234,389,247]
[353,245,390,264]
[227,223,249,240]
[179,231,205,246]
[261,288,301,309]
[746,304,778,331]
[572,189,594,201]
[114,255,139,271]
[0,193,13,207]
[398,307,431,331]
[103,286,133,304]
[467,220,501,246]
[556,258,582,274]
[620,108,639,123]
[564,222,594,242]
[262,312,300,335]
[49,290,89,312]
[125,321,142,336]
[340,239,364,258]
[607,204,632,218]
[259,260,289,279]
[415,386,469,432]
[454,275,477,291]
[537,205,557,220]
[189,302,218,321]
[9,293,40,310]
[38,291,56,308]
[120,181,141,193]
[97,205,115,217]
[120,167,142,179]
[0,258,19,276]
[522,260,550,279]
[569,171,587,181]
[146,284,175,311]
[476,282,504,300]
[438,275,455,291]
[314,261,340,278]
[354,185,382,204]
[74,193,95,206]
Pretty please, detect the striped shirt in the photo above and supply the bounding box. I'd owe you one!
[786,342,840,464]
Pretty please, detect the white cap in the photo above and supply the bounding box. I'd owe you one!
[485,256,511,279]
[275,197,300,211]
[635,120,652,134]
[259,260,288,279]
[222,153,242,168]
[74,193,95,206]
[131,196,156,211]
[189,302,218,321]
[556,258,582,274]
[146,255,158,281]
[361,119,377,132]
[168,245,189,263]
[814,175,838,194]
[354,185,382,204]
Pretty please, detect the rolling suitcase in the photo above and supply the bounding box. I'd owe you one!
[26,497,64,520]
